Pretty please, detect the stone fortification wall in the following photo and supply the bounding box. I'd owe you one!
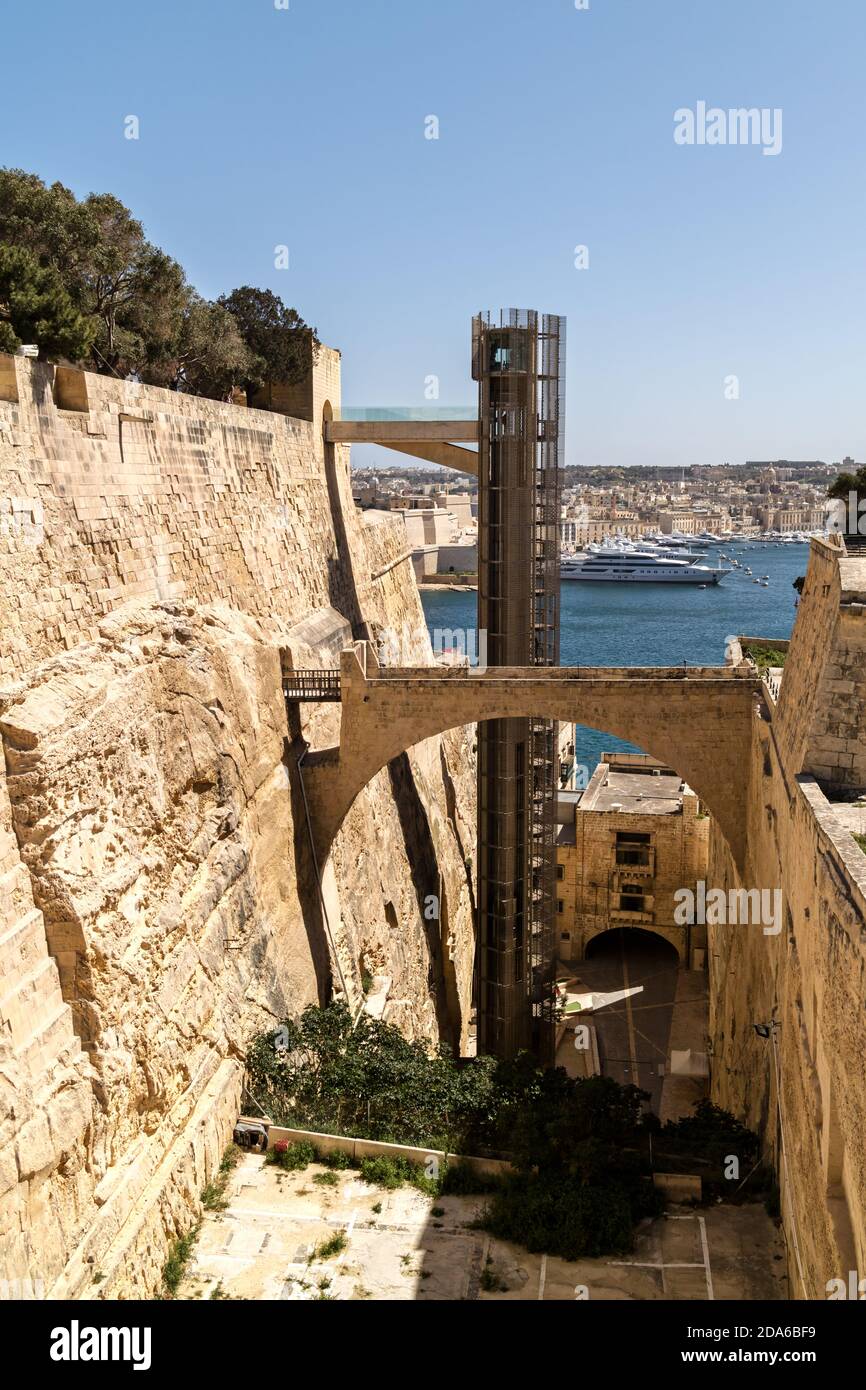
[710,539,866,1297]
[0,357,475,1297]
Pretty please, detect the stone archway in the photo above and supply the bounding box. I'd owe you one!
[299,645,760,873]
[584,921,685,963]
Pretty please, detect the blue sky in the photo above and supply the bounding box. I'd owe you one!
[3,0,865,468]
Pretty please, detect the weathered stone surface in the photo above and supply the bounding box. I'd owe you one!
[0,357,475,1298]
[712,539,866,1299]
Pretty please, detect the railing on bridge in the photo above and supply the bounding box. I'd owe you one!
[763,667,783,704]
[283,670,342,702]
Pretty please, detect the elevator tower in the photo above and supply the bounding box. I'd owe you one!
[473,309,565,1062]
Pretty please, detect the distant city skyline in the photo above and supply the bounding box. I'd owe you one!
[3,0,865,471]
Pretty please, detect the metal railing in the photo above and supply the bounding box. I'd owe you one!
[763,667,783,704]
[283,670,342,702]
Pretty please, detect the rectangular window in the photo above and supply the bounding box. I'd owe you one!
[557,899,564,914]
[619,892,645,912]
[615,830,651,867]
[556,865,564,880]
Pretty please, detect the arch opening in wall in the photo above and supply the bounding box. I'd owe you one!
[584,925,680,965]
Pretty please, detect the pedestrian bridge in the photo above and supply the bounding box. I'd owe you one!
[287,643,761,869]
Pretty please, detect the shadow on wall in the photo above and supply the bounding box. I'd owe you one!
[284,720,332,1005]
[323,401,366,640]
[386,751,456,1052]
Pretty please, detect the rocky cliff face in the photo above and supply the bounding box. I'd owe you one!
[0,355,476,1297]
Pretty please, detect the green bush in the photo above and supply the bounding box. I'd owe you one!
[162,1223,201,1297]
[359,1156,417,1190]
[479,1174,661,1261]
[201,1147,240,1212]
[266,1140,318,1172]
[743,643,787,670]
[439,1162,500,1196]
[312,1232,347,1260]
[245,1002,503,1154]
[325,1150,353,1170]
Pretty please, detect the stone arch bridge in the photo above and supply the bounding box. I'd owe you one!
[288,643,760,870]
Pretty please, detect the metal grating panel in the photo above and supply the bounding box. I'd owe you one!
[283,670,342,702]
[473,309,565,1061]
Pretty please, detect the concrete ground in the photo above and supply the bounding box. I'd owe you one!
[177,1153,787,1302]
[556,931,708,1121]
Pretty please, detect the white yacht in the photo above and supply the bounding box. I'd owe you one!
[560,546,728,584]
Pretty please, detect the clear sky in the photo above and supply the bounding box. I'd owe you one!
[3,0,865,469]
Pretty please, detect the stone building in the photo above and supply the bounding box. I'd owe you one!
[555,753,710,966]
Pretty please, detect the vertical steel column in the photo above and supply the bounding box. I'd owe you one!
[473,310,565,1061]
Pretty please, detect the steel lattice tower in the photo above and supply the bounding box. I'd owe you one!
[473,310,565,1061]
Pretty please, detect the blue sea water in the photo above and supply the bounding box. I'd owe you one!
[420,539,807,769]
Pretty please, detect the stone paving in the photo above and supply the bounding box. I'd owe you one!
[177,1153,788,1302]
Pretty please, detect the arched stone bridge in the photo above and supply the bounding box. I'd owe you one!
[291,643,761,870]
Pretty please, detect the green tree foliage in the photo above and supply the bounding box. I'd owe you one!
[827,465,866,501]
[0,168,314,400]
[139,295,254,399]
[0,172,188,376]
[246,1001,498,1154]
[482,1174,651,1260]
[0,169,96,288]
[658,1098,759,1172]
[217,286,319,399]
[0,244,94,361]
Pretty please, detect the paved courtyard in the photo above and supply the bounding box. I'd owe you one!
[177,1153,788,1302]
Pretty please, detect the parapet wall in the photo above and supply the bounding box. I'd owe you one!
[0,350,395,676]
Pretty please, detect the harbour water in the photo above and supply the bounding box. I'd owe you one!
[420,538,808,769]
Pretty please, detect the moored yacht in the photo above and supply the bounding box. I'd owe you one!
[560,546,728,584]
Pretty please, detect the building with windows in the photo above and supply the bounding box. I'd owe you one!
[555,751,710,967]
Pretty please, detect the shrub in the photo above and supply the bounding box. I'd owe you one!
[359,1156,415,1190]
[325,1150,353,1170]
[266,1140,318,1171]
[659,1099,759,1178]
[162,1223,201,1297]
[312,1232,347,1260]
[479,1175,660,1262]
[439,1162,500,1196]
[201,1146,240,1212]
[356,1154,441,1195]
[313,1171,339,1187]
[743,643,787,670]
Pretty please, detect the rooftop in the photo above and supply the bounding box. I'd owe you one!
[590,769,686,814]
[577,755,691,815]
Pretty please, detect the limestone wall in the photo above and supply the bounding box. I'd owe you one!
[0,358,475,1298]
[709,539,866,1298]
[558,792,710,964]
